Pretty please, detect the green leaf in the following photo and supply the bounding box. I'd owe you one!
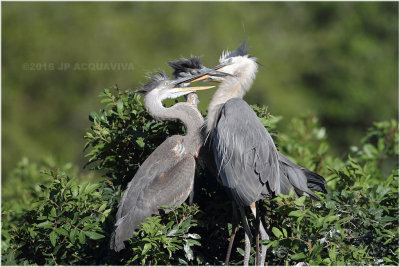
[291,252,306,260]
[187,233,201,239]
[98,203,107,212]
[79,181,89,195]
[55,228,68,236]
[323,215,339,225]
[78,231,86,244]
[85,183,100,194]
[142,243,151,255]
[237,247,244,256]
[288,210,303,217]
[50,207,57,217]
[136,137,145,148]
[84,231,105,240]
[70,228,77,243]
[117,99,124,113]
[272,227,283,238]
[294,196,306,206]
[329,245,336,262]
[50,231,57,247]
[184,242,194,261]
[100,98,112,103]
[36,221,53,229]
[282,228,287,238]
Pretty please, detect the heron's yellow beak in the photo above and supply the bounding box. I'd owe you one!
[189,75,211,83]
[176,86,215,92]
[189,66,226,83]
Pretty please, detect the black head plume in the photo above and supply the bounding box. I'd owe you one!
[168,56,204,78]
[226,38,249,58]
[137,72,170,94]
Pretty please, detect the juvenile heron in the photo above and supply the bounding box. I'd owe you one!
[168,43,326,265]
[109,71,222,252]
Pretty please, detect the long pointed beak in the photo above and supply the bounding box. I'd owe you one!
[176,85,215,92]
[189,68,231,83]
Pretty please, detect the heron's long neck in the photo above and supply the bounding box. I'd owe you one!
[145,99,204,138]
[206,68,256,132]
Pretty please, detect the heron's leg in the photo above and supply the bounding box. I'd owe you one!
[255,204,260,266]
[239,206,252,266]
[244,229,251,266]
[259,223,268,266]
[250,203,268,266]
[250,203,260,266]
[225,202,239,266]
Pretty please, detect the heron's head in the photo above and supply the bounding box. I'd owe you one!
[168,56,233,85]
[191,40,258,85]
[216,40,258,81]
[137,71,217,103]
[168,56,204,78]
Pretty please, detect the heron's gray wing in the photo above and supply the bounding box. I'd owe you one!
[110,154,195,252]
[278,152,327,199]
[115,136,183,222]
[212,98,280,207]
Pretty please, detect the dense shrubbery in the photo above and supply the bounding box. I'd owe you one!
[2,88,398,265]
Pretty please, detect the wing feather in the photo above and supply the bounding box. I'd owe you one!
[116,136,182,218]
[212,98,280,207]
[110,151,196,251]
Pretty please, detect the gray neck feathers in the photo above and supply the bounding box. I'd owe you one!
[144,97,204,138]
[206,59,258,133]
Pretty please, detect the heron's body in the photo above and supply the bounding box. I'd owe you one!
[212,97,279,206]
[212,97,325,203]
[168,44,326,265]
[110,73,210,252]
[207,42,326,265]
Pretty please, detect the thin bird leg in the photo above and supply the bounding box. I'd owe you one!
[225,202,239,266]
[250,203,268,266]
[255,205,260,266]
[239,206,252,266]
[259,222,268,266]
[250,203,260,266]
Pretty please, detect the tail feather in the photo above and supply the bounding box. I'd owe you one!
[278,152,327,200]
[303,169,327,193]
[110,201,156,252]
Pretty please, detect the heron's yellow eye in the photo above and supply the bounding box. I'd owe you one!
[164,82,168,86]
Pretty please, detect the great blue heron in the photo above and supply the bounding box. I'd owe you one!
[168,43,327,265]
[109,71,224,252]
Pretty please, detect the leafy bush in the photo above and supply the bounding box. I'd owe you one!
[2,170,108,265]
[125,204,201,265]
[2,88,398,265]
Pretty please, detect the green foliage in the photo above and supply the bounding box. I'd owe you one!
[125,204,201,265]
[3,170,109,265]
[257,119,399,266]
[262,177,398,265]
[2,87,398,265]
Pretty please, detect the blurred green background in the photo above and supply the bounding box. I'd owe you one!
[2,2,398,181]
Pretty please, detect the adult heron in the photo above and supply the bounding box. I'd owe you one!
[168,44,327,265]
[109,71,223,252]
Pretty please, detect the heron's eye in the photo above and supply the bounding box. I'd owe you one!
[164,82,168,86]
